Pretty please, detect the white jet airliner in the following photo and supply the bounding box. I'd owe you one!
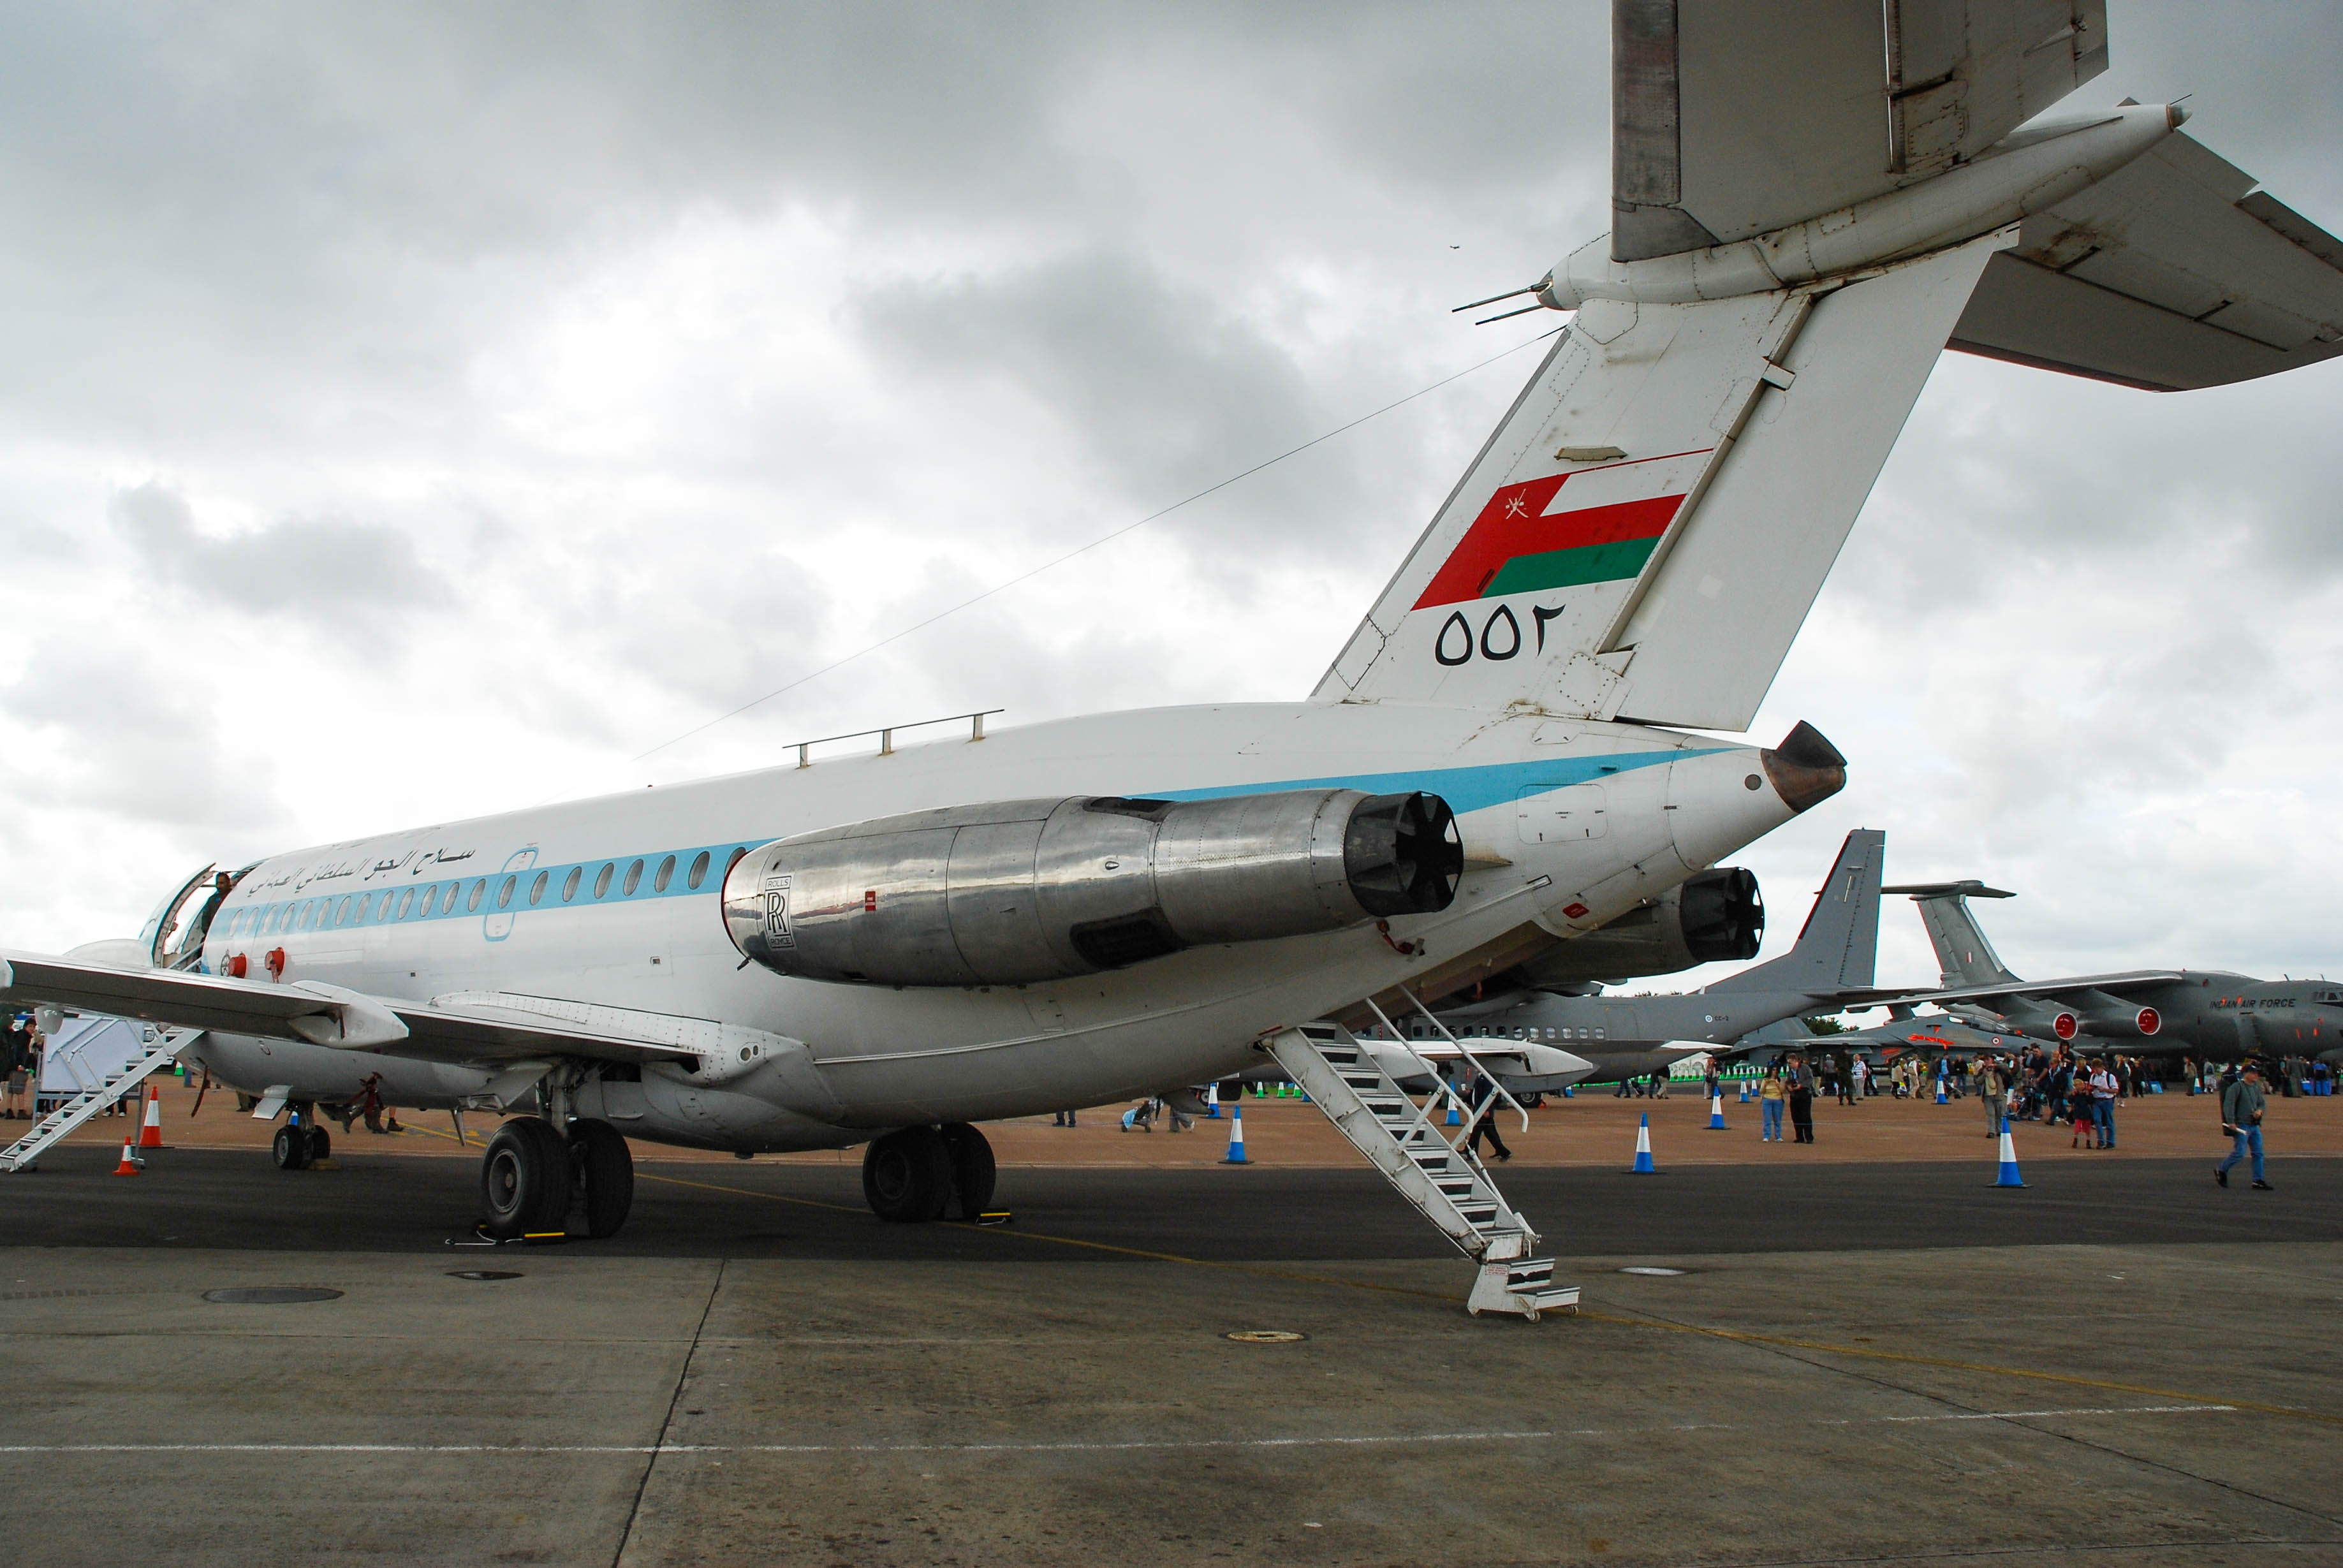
[7,4,2341,1270]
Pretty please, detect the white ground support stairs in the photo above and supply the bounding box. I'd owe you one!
[1266,1022,1580,1321]
[0,1029,199,1173]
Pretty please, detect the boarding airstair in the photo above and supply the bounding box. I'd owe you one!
[0,1028,200,1173]
[1266,1012,1580,1321]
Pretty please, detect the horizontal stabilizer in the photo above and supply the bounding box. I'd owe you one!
[1949,133,2343,390]
[1613,0,2108,261]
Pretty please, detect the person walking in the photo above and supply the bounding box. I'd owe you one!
[1759,1063,1786,1141]
[1979,1055,2008,1138]
[1464,1067,1512,1163]
[2089,1059,2119,1149]
[2215,1062,2272,1190]
[1788,1053,1817,1144]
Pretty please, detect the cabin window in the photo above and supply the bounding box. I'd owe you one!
[1593,1029,1606,1040]
[653,854,676,893]
[496,876,515,911]
[467,879,486,912]
[419,886,438,918]
[528,871,548,906]
[299,902,320,932]
[623,858,645,896]
[686,851,711,891]
[358,894,375,923]
[562,867,582,902]
[398,889,415,920]
[332,897,351,926]
[378,894,395,923]
[593,863,615,899]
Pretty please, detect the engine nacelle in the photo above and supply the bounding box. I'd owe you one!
[722,789,1462,986]
[2018,1009,2080,1043]
[1515,867,1763,986]
[2080,1004,2161,1039]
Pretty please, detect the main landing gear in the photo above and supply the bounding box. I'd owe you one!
[477,1116,636,1241]
[861,1123,995,1222]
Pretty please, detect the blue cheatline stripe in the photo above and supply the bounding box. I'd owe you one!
[1145,749,1727,818]
[224,842,753,943]
[215,749,1737,946]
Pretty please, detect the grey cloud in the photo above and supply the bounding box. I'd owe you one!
[109,481,449,631]
[0,643,289,837]
[853,249,1325,526]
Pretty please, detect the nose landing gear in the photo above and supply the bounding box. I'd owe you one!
[270,1104,330,1171]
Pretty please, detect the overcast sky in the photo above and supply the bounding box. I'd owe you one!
[4,2,2342,998]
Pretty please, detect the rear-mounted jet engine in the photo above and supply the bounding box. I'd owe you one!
[722,789,1463,986]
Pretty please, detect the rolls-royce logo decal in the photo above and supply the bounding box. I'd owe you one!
[763,874,796,948]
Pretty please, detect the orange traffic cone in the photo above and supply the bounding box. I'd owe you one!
[112,1135,142,1176]
[137,1087,166,1150]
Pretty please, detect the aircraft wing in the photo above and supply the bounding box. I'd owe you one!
[1613,0,2108,260]
[1950,132,2343,390]
[0,950,700,1070]
[1869,969,2186,1007]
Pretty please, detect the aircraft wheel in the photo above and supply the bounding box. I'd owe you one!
[570,1118,635,1239]
[480,1118,571,1240]
[939,1122,995,1220]
[270,1124,309,1171]
[862,1127,952,1223]
[305,1125,332,1164]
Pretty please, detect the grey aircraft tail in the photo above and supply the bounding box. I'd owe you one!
[1879,881,2020,989]
[1707,830,1884,998]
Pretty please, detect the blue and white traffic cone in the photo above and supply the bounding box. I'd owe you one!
[1223,1103,1249,1164]
[1206,1081,1221,1119]
[1707,1092,1728,1131]
[1631,1112,1656,1173]
[1737,1079,1751,1104]
[1446,1095,1462,1127]
[1991,1115,2026,1187]
[1935,1076,1948,1105]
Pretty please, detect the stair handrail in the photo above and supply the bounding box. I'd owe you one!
[1387,985,1536,1139]
[1355,994,1486,1157]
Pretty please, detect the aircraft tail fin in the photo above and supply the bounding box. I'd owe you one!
[1881,881,2021,988]
[1311,238,2004,728]
[1708,828,1883,997]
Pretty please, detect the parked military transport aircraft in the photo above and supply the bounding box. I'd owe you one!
[6,6,2342,1288]
[1886,881,2343,1062]
[1395,829,1887,1087]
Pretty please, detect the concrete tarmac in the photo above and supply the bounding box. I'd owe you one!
[4,1146,2339,1567]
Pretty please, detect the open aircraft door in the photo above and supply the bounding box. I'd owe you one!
[138,865,222,972]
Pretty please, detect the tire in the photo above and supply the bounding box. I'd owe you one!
[571,1118,635,1239]
[480,1118,571,1240]
[271,1124,309,1171]
[939,1122,996,1220]
[305,1124,332,1164]
[861,1127,952,1222]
